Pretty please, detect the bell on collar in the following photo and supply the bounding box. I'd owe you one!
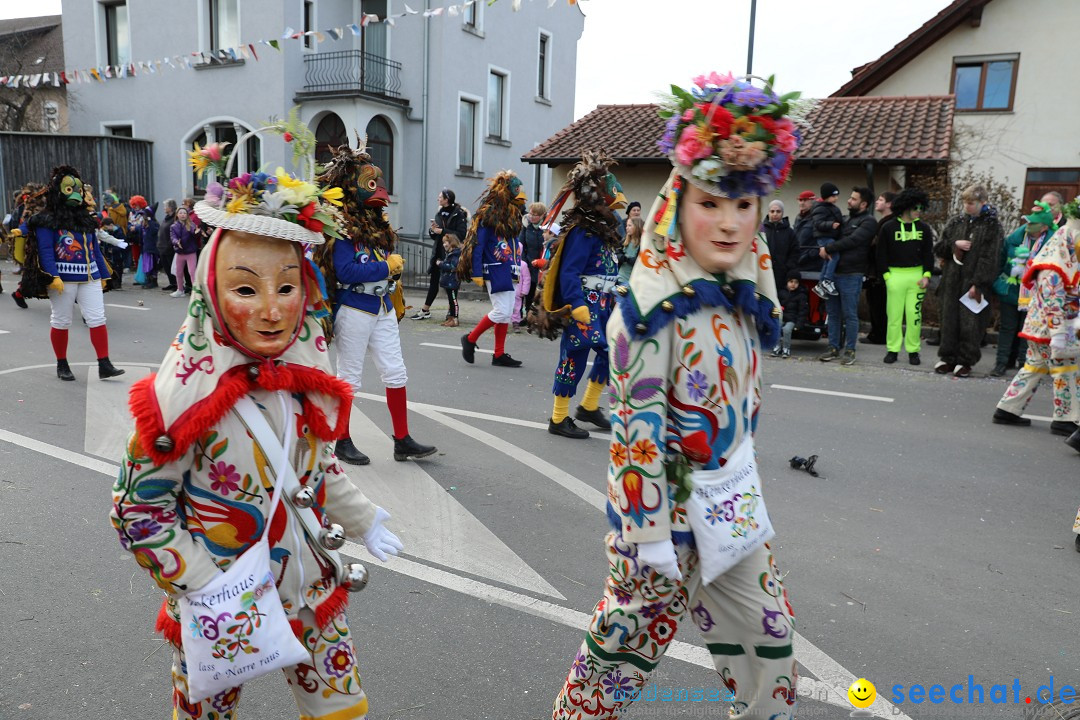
[320,523,346,550]
[340,562,369,592]
[292,486,316,508]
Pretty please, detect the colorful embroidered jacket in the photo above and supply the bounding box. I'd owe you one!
[1019,224,1080,344]
[35,226,110,282]
[471,225,520,293]
[555,226,619,310]
[333,238,393,315]
[605,301,761,545]
[111,388,378,636]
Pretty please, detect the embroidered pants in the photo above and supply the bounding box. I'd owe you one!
[553,532,796,720]
[885,266,926,353]
[997,343,1080,422]
[334,304,408,393]
[171,607,368,720]
[552,292,612,397]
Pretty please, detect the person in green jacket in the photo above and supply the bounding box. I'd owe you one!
[991,201,1056,376]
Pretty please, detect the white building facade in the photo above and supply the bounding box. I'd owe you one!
[60,0,583,241]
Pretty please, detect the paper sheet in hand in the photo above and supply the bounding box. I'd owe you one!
[959,293,989,314]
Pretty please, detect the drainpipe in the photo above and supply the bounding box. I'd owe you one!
[418,0,430,238]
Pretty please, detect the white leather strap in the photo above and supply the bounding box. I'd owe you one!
[233,394,345,577]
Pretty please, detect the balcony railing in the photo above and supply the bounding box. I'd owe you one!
[302,50,403,100]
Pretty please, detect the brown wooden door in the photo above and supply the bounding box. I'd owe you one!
[1023,169,1080,215]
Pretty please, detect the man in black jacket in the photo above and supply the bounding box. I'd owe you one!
[793,190,820,271]
[818,187,878,366]
[156,199,178,292]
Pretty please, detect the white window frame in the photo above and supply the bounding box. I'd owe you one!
[536,29,552,102]
[462,0,483,35]
[457,92,482,174]
[180,116,259,195]
[96,1,131,68]
[199,0,242,55]
[303,0,316,52]
[486,65,510,142]
[101,120,136,137]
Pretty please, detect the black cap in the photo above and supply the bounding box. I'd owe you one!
[786,269,802,282]
[820,182,839,198]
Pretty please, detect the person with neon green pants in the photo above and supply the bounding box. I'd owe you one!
[876,188,935,365]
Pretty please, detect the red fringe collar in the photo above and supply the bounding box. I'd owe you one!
[1022,262,1080,291]
[130,362,353,465]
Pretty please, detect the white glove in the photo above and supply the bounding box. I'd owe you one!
[636,539,682,581]
[1050,333,1068,353]
[1010,264,1024,278]
[362,507,404,562]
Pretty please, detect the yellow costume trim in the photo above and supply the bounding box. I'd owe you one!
[300,697,369,720]
[541,230,572,314]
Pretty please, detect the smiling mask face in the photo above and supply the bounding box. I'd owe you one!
[214,231,305,358]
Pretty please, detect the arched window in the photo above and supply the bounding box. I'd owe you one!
[315,113,348,166]
[366,115,393,195]
[189,121,260,195]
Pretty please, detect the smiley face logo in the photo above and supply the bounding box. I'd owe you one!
[847,678,876,709]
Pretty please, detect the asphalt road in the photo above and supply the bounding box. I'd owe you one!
[1,265,1077,720]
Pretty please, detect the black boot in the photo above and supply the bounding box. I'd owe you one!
[1051,420,1078,437]
[461,334,476,364]
[992,408,1031,426]
[548,416,590,439]
[56,359,75,382]
[575,405,612,430]
[98,357,126,379]
[393,435,437,461]
[12,290,27,309]
[335,437,370,466]
[1066,429,1080,454]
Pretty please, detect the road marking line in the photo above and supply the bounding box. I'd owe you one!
[0,428,119,477]
[105,303,150,311]
[421,342,493,355]
[355,391,550,430]
[0,361,158,376]
[770,384,894,403]
[0,329,9,335]
[1023,414,1053,423]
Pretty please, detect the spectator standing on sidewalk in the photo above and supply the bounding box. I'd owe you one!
[863,191,896,344]
[933,185,1004,378]
[439,233,462,327]
[413,189,468,320]
[992,202,1056,376]
[817,187,878,366]
[811,182,844,298]
[762,199,797,291]
[156,199,178,291]
[518,201,546,322]
[878,188,935,366]
[793,189,819,271]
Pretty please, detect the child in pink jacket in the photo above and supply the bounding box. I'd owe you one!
[512,243,531,328]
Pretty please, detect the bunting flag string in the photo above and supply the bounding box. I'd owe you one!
[2,0,580,92]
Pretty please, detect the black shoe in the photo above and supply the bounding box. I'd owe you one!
[335,437,370,465]
[883,351,898,364]
[491,353,522,368]
[1050,420,1077,437]
[992,408,1031,426]
[11,290,27,309]
[860,335,886,345]
[1075,534,1080,553]
[990,364,1007,377]
[460,334,476,364]
[161,285,177,292]
[393,435,437,461]
[909,352,921,366]
[548,416,590,439]
[575,405,612,430]
[56,359,75,382]
[98,356,126,379]
[1065,429,1080,454]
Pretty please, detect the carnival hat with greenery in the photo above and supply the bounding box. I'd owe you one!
[1064,196,1080,221]
[190,108,345,245]
[657,72,805,198]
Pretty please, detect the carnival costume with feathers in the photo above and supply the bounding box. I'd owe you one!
[9,182,45,309]
[312,137,437,466]
[25,165,125,381]
[553,74,799,720]
[113,122,400,718]
[459,170,528,367]
[530,151,626,439]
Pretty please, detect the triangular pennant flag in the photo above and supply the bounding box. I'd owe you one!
[155,59,163,69]
[163,57,174,68]
[239,45,250,59]
[269,39,281,50]
[59,71,68,84]
[512,0,522,9]
[228,47,238,61]
[104,65,113,78]
[424,7,445,16]
[314,31,325,42]
[282,26,294,39]
[90,68,102,82]
[548,0,557,6]
[385,16,397,25]
[448,5,460,17]
[327,28,342,40]
[404,3,418,13]
[347,23,362,35]
[248,43,258,61]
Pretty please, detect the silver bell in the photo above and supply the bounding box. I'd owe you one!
[320,523,346,550]
[292,486,316,508]
[373,285,386,297]
[340,562,369,592]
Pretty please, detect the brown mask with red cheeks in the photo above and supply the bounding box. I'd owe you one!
[213,231,305,358]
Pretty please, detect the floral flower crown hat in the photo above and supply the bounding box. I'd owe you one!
[619,73,808,347]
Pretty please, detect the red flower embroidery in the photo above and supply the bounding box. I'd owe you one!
[647,615,677,646]
[679,431,712,464]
